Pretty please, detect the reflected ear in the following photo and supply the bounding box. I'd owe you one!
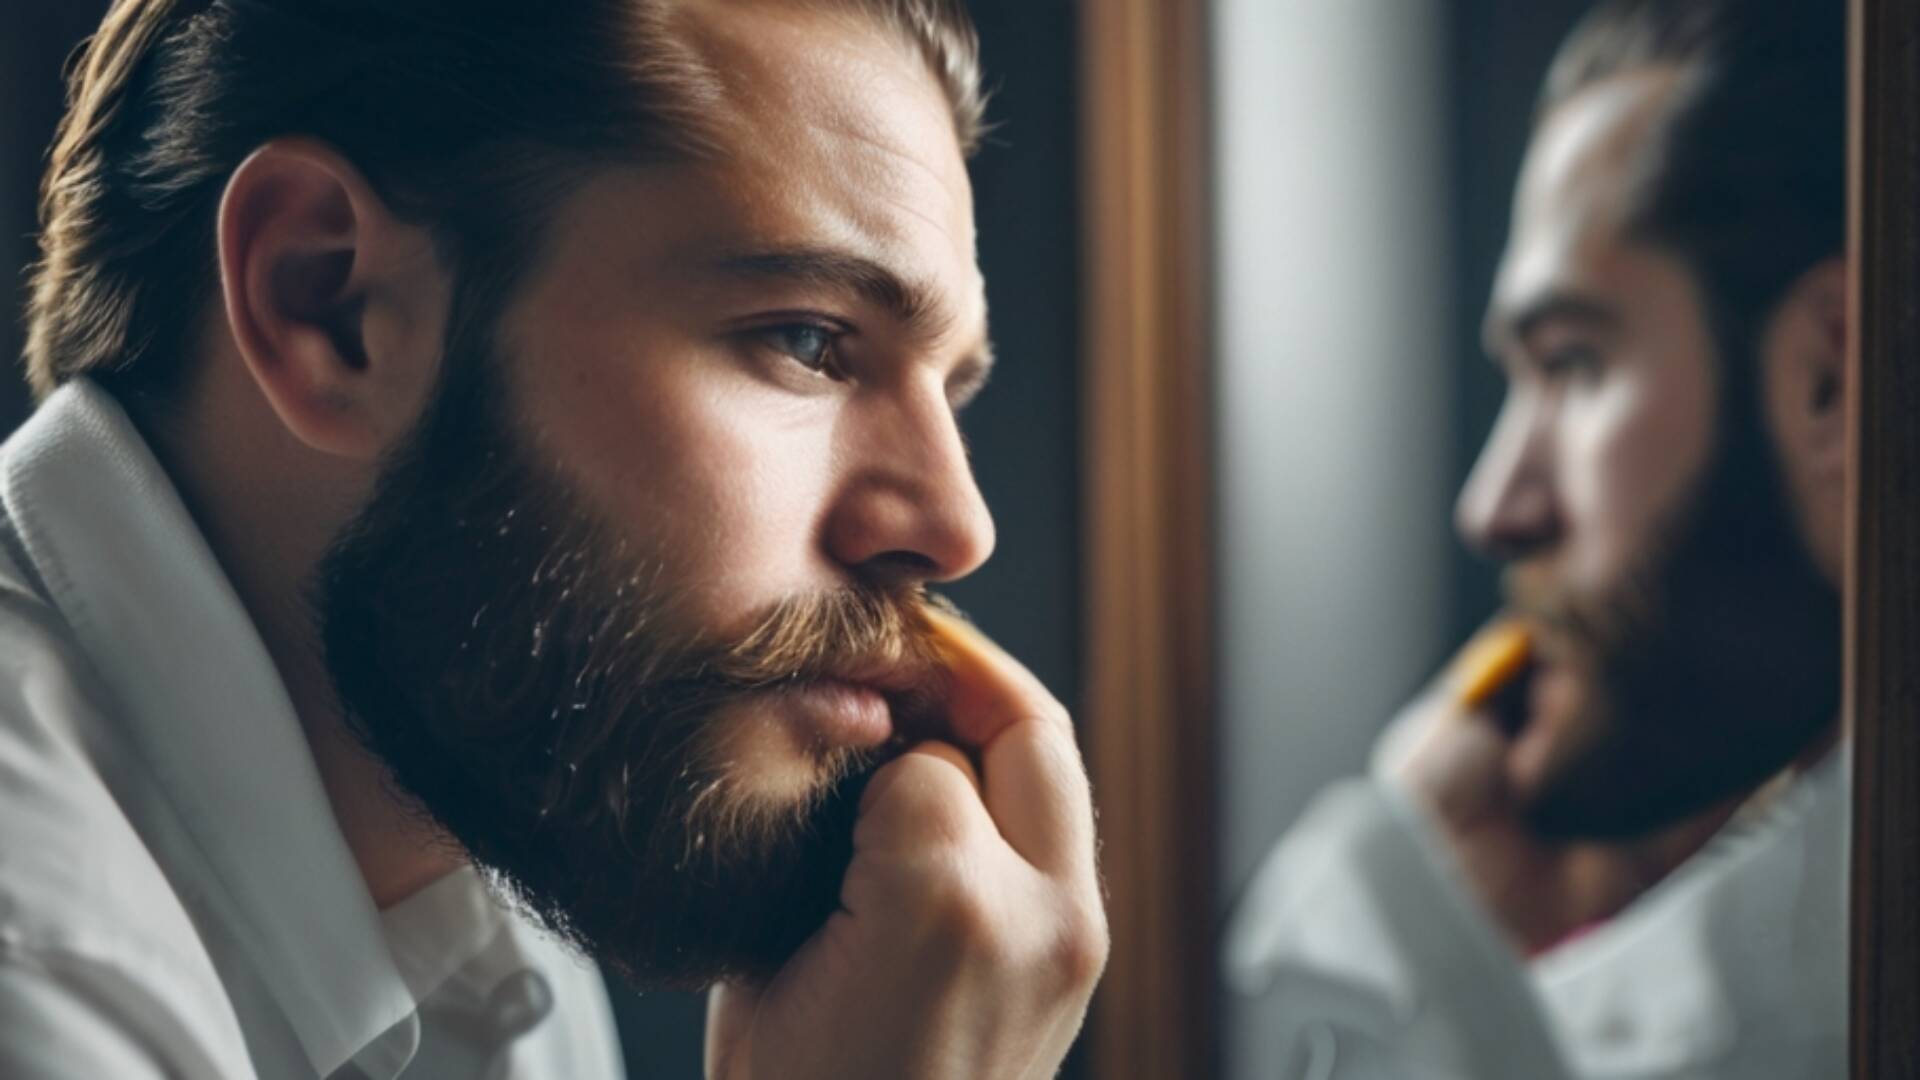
[1761,255,1847,481]
[1759,254,1847,582]
[216,137,448,461]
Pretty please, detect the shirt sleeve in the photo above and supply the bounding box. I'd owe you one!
[1222,779,1574,1080]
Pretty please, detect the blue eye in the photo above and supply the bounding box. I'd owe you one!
[762,323,839,374]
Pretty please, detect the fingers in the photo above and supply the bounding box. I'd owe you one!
[1375,615,1532,780]
[921,608,1096,883]
[1370,693,1454,780]
[923,606,1063,748]
[977,709,1098,884]
[856,740,993,854]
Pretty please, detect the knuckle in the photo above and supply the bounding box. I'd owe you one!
[1048,902,1111,989]
[870,749,946,794]
[920,864,1000,952]
[864,756,980,836]
[913,788,983,850]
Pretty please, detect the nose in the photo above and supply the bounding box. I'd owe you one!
[824,390,997,588]
[1455,393,1560,561]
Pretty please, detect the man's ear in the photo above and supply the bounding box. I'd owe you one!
[1763,256,1847,472]
[1760,254,1847,578]
[216,137,448,461]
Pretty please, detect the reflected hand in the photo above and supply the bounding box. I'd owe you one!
[1374,621,1728,954]
[704,610,1108,1079]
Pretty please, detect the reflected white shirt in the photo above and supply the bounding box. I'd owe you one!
[0,380,626,1079]
[1224,742,1847,1079]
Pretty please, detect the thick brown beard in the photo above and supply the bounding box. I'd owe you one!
[312,341,947,987]
[1496,394,1840,842]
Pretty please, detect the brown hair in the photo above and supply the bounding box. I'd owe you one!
[24,0,984,405]
[1538,0,1843,377]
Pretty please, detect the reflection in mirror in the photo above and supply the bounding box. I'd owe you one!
[1216,1,1848,1077]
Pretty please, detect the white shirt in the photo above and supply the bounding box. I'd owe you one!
[0,380,627,1079]
[1224,748,1847,1078]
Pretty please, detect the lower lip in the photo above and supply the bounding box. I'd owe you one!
[783,680,894,750]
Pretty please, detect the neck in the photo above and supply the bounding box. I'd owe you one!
[260,612,464,909]
[1529,720,1844,955]
[149,369,464,910]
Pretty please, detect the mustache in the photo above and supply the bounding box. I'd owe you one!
[694,585,953,703]
[537,580,950,758]
[530,583,954,837]
[1500,562,1658,662]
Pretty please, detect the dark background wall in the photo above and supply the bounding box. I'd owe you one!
[0,3,102,432]
[0,3,1081,1077]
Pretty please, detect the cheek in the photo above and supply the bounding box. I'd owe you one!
[515,340,841,626]
[1556,364,1715,589]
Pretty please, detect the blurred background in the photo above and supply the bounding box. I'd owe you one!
[1,2,1599,1077]
[1209,3,1591,1077]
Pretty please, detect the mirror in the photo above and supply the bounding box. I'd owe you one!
[1041,0,1884,1076]
[1199,2,1851,1078]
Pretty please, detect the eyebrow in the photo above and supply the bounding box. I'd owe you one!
[1482,292,1621,361]
[711,247,951,338]
[711,245,997,405]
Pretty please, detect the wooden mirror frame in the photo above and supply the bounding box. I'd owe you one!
[1082,0,1916,1076]
[1079,0,1217,1077]
[1849,0,1917,1076]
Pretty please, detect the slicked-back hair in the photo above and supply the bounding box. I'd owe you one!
[24,0,984,406]
[1539,0,1844,378]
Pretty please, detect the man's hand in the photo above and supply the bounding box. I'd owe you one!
[1374,623,1729,954]
[704,611,1108,1079]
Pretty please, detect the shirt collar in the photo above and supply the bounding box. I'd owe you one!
[1531,748,1849,1073]
[380,866,513,1006]
[0,379,419,1078]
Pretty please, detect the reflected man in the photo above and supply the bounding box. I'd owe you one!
[1228,1,1845,1076]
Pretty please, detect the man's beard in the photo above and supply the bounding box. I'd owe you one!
[1503,383,1842,842]
[311,342,945,988]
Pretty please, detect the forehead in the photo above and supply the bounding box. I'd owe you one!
[663,1,983,298]
[1493,70,1684,316]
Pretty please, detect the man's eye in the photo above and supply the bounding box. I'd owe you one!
[759,323,842,375]
[1539,345,1601,381]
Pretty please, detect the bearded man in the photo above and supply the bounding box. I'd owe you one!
[0,2,1106,1077]
[1227,1,1847,1076]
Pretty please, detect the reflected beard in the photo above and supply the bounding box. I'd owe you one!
[1504,393,1841,842]
[312,349,943,988]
